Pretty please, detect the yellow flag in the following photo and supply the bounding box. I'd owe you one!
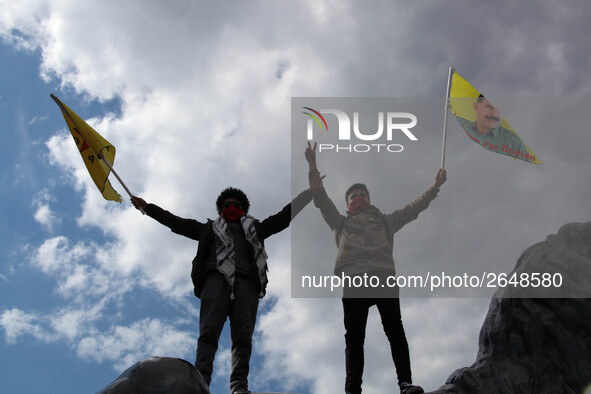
[449,71,542,165]
[51,94,122,202]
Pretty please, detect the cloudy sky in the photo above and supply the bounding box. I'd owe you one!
[1,1,590,393]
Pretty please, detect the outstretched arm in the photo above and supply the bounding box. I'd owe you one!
[254,143,323,238]
[130,195,204,240]
[258,188,315,239]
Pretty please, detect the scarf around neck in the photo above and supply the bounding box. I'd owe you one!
[212,215,269,299]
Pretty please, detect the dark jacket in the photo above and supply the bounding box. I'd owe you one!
[145,190,313,298]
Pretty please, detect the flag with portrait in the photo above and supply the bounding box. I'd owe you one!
[449,71,542,165]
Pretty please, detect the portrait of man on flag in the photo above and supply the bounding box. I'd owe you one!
[448,71,542,165]
[456,95,524,152]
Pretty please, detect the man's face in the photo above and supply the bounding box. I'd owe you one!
[347,189,369,205]
[474,98,502,134]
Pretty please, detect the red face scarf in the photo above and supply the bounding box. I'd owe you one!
[347,196,370,213]
[221,204,244,222]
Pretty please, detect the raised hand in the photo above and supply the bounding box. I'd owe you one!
[305,141,318,170]
[434,169,447,187]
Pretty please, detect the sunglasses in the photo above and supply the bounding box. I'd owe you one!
[222,201,243,209]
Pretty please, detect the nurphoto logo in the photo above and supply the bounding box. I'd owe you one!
[302,106,418,153]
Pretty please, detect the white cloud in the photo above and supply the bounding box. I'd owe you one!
[76,318,195,371]
[50,303,105,341]
[28,115,49,126]
[0,308,55,345]
[32,189,61,232]
[1,306,194,374]
[0,231,198,372]
[257,296,345,393]
[32,235,135,319]
[0,0,50,51]
[213,347,232,382]
[33,203,58,231]
[2,1,591,392]
[34,236,92,277]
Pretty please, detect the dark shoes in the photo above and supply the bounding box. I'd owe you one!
[232,388,251,394]
[400,382,424,394]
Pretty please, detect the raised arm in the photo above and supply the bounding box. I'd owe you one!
[306,142,345,231]
[386,169,447,234]
[130,196,205,240]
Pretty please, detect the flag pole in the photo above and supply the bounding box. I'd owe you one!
[97,152,145,215]
[50,94,144,214]
[441,66,454,170]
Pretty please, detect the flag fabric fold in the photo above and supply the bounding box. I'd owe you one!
[51,94,122,202]
[449,71,542,165]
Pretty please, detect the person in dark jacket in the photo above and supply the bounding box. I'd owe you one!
[131,187,313,394]
[305,142,446,394]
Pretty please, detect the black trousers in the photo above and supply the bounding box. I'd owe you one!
[195,272,259,393]
[342,292,412,394]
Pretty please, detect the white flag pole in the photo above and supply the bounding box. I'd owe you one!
[97,152,144,215]
[441,66,455,170]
